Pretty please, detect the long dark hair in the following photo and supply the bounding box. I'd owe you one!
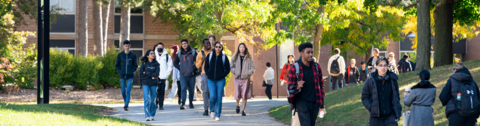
[141,49,155,62]
[234,43,249,61]
[171,45,179,61]
[287,55,294,64]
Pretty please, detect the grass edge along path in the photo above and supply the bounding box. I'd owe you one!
[0,102,149,126]
[269,59,480,126]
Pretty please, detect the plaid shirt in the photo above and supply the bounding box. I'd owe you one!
[287,61,325,108]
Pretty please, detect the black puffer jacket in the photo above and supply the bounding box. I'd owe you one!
[204,50,231,81]
[139,60,160,86]
[439,67,480,118]
[361,71,402,119]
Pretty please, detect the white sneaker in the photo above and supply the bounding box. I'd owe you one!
[215,117,220,121]
[210,112,215,119]
[150,116,154,121]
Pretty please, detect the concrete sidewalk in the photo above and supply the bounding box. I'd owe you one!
[97,98,289,126]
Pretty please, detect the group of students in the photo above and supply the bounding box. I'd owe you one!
[115,35,258,121]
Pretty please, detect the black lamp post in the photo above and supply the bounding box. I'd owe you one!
[37,0,50,104]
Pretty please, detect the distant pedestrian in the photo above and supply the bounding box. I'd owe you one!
[231,43,256,116]
[139,50,160,121]
[346,59,360,85]
[263,62,274,100]
[404,69,436,126]
[367,48,380,73]
[328,48,345,90]
[398,54,411,73]
[280,55,295,86]
[359,61,369,83]
[204,41,231,121]
[115,40,138,111]
[387,52,399,74]
[439,63,480,126]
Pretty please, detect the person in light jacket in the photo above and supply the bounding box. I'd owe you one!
[404,69,436,126]
[153,42,173,110]
[166,46,181,104]
[264,62,275,100]
[230,43,255,116]
[139,50,160,121]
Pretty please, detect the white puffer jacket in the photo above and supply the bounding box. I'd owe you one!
[155,48,173,79]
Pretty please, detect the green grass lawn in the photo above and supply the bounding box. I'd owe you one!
[270,59,480,126]
[0,102,148,126]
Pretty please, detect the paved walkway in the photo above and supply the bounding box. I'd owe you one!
[97,98,289,126]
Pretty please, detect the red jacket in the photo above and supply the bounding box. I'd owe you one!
[287,60,325,108]
[280,63,293,82]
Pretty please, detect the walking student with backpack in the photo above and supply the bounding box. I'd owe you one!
[115,40,138,111]
[174,39,198,110]
[153,42,173,110]
[328,48,346,90]
[346,59,360,85]
[263,62,274,100]
[404,69,436,126]
[398,54,412,73]
[230,43,256,116]
[287,43,326,126]
[361,57,402,126]
[204,41,231,121]
[359,61,369,83]
[439,63,480,126]
[195,38,213,116]
[139,50,160,121]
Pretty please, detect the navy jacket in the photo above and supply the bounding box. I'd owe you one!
[115,50,138,79]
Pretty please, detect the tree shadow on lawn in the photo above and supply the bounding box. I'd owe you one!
[0,101,146,125]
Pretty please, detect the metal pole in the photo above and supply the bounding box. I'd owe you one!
[43,0,50,104]
[36,0,43,104]
[276,44,279,99]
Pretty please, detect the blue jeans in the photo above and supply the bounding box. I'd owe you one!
[208,78,226,118]
[180,76,195,105]
[120,78,133,107]
[142,85,157,118]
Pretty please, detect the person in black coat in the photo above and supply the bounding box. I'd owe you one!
[139,50,160,121]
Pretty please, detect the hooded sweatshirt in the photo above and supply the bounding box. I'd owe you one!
[155,48,173,79]
[439,67,480,118]
[174,45,197,77]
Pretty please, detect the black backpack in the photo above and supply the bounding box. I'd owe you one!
[330,56,340,74]
[194,51,205,76]
[397,61,407,73]
[455,81,480,117]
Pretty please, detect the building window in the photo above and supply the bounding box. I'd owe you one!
[279,39,294,69]
[50,0,76,33]
[114,1,144,34]
[114,40,144,58]
[50,40,75,55]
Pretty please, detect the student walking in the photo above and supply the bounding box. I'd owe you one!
[115,40,138,111]
[404,69,436,126]
[346,59,360,85]
[263,62,274,100]
[287,43,326,126]
[173,39,198,110]
[439,63,480,126]
[166,46,181,104]
[361,57,402,126]
[328,48,346,90]
[153,42,173,110]
[367,48,380,73]
[195,38,213,116]
[387,52,399,75]
[230,43,256,116]
[359,61,369,83]
[204,41,231,121]
[280,55,295,86]
[398,54,411,73]
[139,50,160,121]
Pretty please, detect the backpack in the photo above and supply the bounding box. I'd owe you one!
[208,52,226,66]
[454,81,480,117]
[177,49,197,75]
[330,56,341,74]
[193,51,205,76]
[397,60,408,73]
[288,62,319,104]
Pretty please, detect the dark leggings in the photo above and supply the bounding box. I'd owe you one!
[448,112,478,126]
[265,85,272,99]
[177,81,181,103]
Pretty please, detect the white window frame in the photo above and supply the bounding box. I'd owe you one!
[50,0,76,34]
[50,39,76,56]
[113,2,144,35]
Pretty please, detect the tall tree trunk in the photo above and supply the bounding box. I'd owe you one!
[313,5,325,60]
[102,0,112,52]
[93,1,104,56]
[78,0,88,57]
[119,0,130,50]
[433,1,454,67]
[214,9,223,41]
[364,47,372,63]
[416,0,432,71]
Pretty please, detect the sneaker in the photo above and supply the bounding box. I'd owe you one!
[189,104,194,109]
[210,112,215,119]
[180,105,186,110]
[242,111,246,116]
[159,106,164,110]
[124,106,128,111]
[236,106,240,114]
[150,116,154,121]
[203,110,209,116]
[215,117,220,121]
[146,118,150,121]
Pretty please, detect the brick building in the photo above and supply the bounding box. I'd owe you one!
[18,0,480,98]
